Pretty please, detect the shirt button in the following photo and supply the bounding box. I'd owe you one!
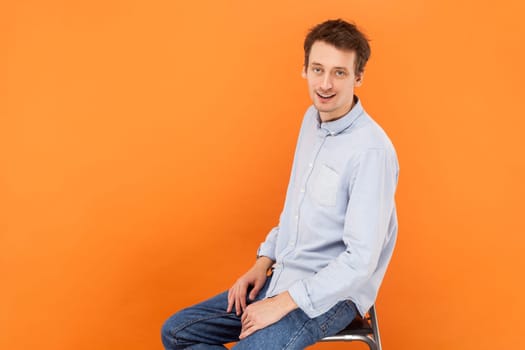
[300,188,305,193]
[295,215,299,220]
[308,163,313,167]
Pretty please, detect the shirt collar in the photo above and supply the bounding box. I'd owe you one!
[317,96,364,136]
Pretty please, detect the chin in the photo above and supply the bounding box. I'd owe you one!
[314,104,334,113]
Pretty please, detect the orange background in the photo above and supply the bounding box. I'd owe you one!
[2,0,525,349]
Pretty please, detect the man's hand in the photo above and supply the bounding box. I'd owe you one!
[227,256,274,316]
[239,291,298,339]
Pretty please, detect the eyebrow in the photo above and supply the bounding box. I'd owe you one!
[310,62,349,71]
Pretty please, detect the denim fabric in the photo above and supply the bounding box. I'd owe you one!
[161,278,357,350]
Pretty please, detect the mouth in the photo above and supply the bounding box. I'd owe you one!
[316,92,336,101]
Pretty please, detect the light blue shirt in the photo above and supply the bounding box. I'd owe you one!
[258,97,399,318]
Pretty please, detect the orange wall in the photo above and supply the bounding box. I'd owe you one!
[2,1,525,349]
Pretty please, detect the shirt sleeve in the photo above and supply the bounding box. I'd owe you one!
[288,148,399,318]
[257,226,278,261]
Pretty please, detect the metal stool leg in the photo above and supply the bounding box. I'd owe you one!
[369,305,382,350]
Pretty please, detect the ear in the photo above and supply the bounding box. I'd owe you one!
[301,66,307,79]
[355,72,364,86]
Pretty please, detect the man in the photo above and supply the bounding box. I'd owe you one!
[162,19,399,350]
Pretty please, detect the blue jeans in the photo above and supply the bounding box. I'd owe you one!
[161,278,358,349]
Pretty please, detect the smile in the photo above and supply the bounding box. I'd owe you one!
[316,92,336,99]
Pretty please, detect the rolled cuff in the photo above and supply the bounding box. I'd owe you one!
[288,281,322,318]
[256,243,276,262]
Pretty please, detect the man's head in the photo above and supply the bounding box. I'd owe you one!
[302,19,371,122]
[304,19,370,76]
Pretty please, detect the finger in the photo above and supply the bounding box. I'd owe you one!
[242,318,254,330]
[240,313,257,338]
[235,285,247,316]
[239,323,256,340]
[240,293,247,313]
[227,288,234,313]
[239,326,246,339]
[235,285,244,316]
[240,306,252,324]
[239,325,249,339]
[235,293,241,316]
[249,284,261,301]
[239,284,247,310]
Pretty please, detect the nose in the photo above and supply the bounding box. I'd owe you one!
[320,73,333,90]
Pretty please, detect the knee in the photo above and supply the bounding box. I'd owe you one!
[161,313,185,350]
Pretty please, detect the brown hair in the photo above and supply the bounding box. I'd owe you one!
[304,19,371,75]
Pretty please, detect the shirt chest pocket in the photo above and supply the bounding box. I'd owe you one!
[310,164,339,207]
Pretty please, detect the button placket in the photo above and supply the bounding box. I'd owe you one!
[289,132,328,248]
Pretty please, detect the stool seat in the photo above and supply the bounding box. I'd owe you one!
[337,315,373,336]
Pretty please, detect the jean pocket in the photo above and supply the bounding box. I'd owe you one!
[316,300,357,338]
[310,164,339,207]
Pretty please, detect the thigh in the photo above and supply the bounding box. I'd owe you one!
[162,278,273,349]
[232,300,357,350]
[162,290,242,347]
[312,300,358,339]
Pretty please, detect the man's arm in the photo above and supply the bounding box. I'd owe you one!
[226,223,280,316]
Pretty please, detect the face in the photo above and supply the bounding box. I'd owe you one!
[303,41,363,122]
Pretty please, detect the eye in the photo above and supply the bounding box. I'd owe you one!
[334,70,347,78]
[311,66,323,74]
